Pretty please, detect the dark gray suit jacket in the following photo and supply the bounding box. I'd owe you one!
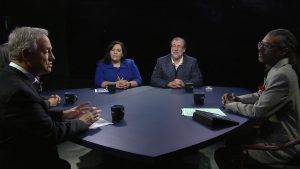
[150,54,203,88]
[0,66,88,169]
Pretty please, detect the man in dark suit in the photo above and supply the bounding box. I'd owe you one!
[0,42,61,107]
[0,27,101,169]
[150,37,203,88]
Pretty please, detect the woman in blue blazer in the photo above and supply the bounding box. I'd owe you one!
[95,41,142,89]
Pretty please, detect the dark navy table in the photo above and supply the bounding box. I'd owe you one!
[45,86,251,161]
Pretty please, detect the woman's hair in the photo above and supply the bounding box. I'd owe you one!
[102,41,127,64]
[268,29,300,85]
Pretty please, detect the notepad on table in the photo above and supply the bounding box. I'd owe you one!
[181,108,226,117]
[95,88,108,93]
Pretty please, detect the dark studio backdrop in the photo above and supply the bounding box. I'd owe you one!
[1,0,300,91]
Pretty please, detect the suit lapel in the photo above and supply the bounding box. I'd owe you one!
[7,67,42,97]
[165,57,176,79]
[265,58,289,88]
[5,66,49,112]
[177,55,186,78]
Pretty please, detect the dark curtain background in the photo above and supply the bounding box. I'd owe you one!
[1,0,300,91]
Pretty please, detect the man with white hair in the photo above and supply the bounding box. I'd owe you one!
[0,27,101,169]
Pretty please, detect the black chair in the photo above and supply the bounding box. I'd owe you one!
[0,43,10,69]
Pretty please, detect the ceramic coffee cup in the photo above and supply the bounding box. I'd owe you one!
[111,105,125,122]
[185,82,194,92]
[194,92,205,105]
[107,82,116,94]
[64,92,78,104]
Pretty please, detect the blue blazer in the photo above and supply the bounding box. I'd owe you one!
[150,54,203,88]
[95,59,142,88]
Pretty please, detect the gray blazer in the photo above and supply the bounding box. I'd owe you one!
[150,54,203,88]
[225,58,300,164]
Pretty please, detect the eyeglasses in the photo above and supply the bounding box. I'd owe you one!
[258,41,282,50]
[171,45,184,49]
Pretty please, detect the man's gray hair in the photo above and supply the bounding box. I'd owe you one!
[171,37,187,49]
[8,27,48,60]
[268,28,300,86]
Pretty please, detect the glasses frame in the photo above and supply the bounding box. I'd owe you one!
[258,41,284,50]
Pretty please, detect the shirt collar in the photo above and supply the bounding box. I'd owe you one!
[9,62,29,74]
[267,58,289,78]
[171,56,183,70]
[9,62,38,83]
[108,60,127,68]
[272,58,289,69]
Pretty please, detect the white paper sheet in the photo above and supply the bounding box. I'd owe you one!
[89,118,113,129]
[94,88,108,93]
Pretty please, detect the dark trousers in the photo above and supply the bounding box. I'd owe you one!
[0,152,71,169]
[214,125,265,169]
[214,147,268,169]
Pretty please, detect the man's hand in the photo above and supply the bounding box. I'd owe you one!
[222,93,241,105]
[79,107,101,126]
[63,102,101,120]
[48,95,61,107]
[167,79,185,88]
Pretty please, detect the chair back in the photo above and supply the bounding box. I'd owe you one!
[0,43,10,69]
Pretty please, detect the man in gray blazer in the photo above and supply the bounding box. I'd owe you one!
[215,29,300,168]
[0,27,101,169]
[150,37,203,88]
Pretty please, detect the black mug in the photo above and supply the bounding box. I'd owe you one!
[107,82,116,94]
[185,82,194,92]
[64,92,78,104]
[111,105,125,122]
[194,92,205,105]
